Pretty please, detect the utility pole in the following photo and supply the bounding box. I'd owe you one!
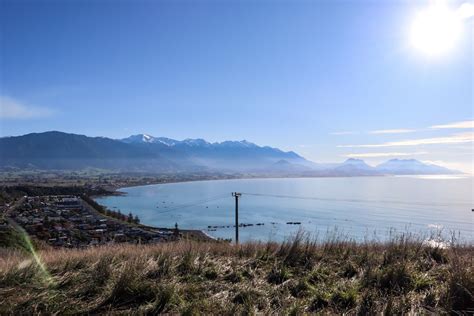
[232,192,241,244]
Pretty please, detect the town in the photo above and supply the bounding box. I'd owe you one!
[5,195,179,248]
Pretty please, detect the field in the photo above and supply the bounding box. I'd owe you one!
[0,232,472,315]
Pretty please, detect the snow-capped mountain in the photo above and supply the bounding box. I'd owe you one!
[375,159,458,175]
[338,158,375,170]
[119,134,310,171]
[121,134,259,149]
[332,158,378,175]
[181,138,211,147]
[215,140,258,148]
[121,134,157,144]
[0,132,460,176]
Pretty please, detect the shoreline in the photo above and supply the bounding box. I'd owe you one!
[105,174,391,194]
[100,173,471,199]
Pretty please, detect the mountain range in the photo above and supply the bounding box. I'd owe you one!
[0,131,459,176]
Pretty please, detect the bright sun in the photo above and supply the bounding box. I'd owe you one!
[411,4,462,56]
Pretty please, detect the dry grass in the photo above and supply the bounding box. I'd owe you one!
[0,232,472,315]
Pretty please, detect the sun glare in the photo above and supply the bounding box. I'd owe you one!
[411,4,462,56]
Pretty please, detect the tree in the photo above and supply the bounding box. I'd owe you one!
[127,212,133,223]
[174,222,179,237]
[134,215,140,224]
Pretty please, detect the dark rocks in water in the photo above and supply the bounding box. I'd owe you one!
[208,225,229,229]
[205,223,266,229]
[286,222,301,225]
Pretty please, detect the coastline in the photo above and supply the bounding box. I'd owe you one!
[104,173,472,197]
[104,174,389,195]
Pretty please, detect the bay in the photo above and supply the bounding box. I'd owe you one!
[95,176,473,243]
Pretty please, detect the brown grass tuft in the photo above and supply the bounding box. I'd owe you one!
[0,233,472,314]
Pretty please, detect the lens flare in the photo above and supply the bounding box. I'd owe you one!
[10,219,54,285]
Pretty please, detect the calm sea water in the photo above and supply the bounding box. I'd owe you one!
[95,176,473,243]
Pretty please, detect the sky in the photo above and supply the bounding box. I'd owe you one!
[0,0,473,172]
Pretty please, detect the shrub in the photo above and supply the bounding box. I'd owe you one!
[413,273,433,292]
[340,261,358,278]
[377,263,413,293]
[147,285,177,314]
[233,288,264,313]
[309,291,330,312]
[96,264,155,310]
[277,231,317,268]
[224,270,242,283]
[203,267,218,280]
[308,266,330,285]
[290,279,314,298]
[177,250,196,274]
[330,286,358,310]
[425,246,447,264]
[267,265,292,285]
[440,259,474,312]
[357,291,376,315]
[91,255,112,287]
[145,255,172,279]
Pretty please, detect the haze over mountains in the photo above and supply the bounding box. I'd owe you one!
[0,131,459,176]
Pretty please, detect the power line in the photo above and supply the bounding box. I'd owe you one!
[240,192,467,208]
[155,190,467,216]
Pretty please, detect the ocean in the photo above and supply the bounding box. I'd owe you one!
[95,176,473,243]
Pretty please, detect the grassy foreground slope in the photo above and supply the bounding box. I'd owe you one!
[0,234,472,315]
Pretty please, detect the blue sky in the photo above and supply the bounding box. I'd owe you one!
[0,0,472,172]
